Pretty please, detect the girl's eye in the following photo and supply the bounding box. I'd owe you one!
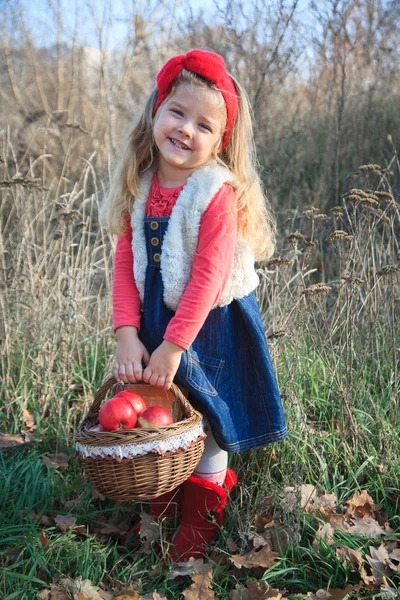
[171,108,183,116]
[199,123,212,132]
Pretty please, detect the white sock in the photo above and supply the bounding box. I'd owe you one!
[194,417,228,486]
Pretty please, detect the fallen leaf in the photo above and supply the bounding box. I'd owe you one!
[230,544,279,569]
[249,524,290,555]
[54,514,76,532]
[347,517,388,538]
[325,513,350,532]
[97,521,130,537]
[182,566,215,599]
[42,454,70,470]
[0,433,33,448]
[335,545,363,569]
[113,589,141,599]
[226,537,239,553]
[379,583,398,598]
[37,586,70,600]
[169,558,211,580]
[39,531,49,547]
[23,408,36,432]
[230,580,284,599]
[40,514,53,526]
[91,488,106,501]
[135,512,161,554]
[314,493,337,517]
[346,490,380,519]
[63,577,106,600]
[313,522,335,547]
[283,485,316,512]
[306,586,352,600]
[365,544,398,579]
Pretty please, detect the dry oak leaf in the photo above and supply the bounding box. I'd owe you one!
[313,522,335,547]
[229,579,284,600]
[37,587,70,600]
[42,454,70,470]
[97,521,130,537]
[345,490,380,519]
[135,512,161,555]
[55,514,76,532]
[63,576,111,600]
[347,517,390,538]
[169,557,211,580]
[182,567,215,600]
[249,524,290,555]
[230,544,279,569]
[23,408,37,432]
[114,593,166,600]
[335,545,363,569]
[314,493,337,517]
[0,433,32,448]
[283,485,316,512]
[365,544,399,578]
[325,513,349,532]
[39,531,50,547]
[305,585,353,600]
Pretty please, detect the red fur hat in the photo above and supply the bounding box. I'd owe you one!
[153,49,239,150]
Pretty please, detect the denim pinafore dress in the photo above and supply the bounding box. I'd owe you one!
[138,215,287,453]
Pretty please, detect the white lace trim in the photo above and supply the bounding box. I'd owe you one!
[75,422,205,459]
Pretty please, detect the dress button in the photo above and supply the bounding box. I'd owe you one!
[150,221,159,230]
[153,253,161,262]
[151,237,159,246]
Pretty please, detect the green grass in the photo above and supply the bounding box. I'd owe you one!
[1,335,399,600]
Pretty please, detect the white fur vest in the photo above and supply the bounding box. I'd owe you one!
[131,161,259,312]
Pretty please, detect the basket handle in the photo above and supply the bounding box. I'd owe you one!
[85,377,195,420]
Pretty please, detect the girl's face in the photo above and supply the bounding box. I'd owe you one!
[153,85,225,186]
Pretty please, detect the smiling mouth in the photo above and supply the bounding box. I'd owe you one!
[169,138,191,151]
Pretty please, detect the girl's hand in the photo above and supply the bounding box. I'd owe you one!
[143,340,184,390]
[114,326,150,383]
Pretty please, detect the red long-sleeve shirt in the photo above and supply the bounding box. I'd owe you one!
[112,173,238,349]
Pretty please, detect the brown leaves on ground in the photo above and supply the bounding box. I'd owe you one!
[283,484,399,595]
[0,433,34,448]
[230,580,284,600]
[134,512,161,554]
[22,408,37,433]
[54,514,77,532]
[284,484,393,540]
[42,453,70,470]
[38,577,112,600]
[230,544,279,569]
[305,585,353,600]
[182,567,215,599]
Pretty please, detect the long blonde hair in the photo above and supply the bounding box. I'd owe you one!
[100,70,277,261]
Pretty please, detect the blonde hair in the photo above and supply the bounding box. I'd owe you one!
[100,69,277,261]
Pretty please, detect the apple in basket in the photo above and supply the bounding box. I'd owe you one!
[87,424,104,432]
[113,391,147,416]
[137,406,173,428]
[99,396,137,431]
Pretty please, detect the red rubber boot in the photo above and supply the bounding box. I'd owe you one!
[127,486,183,538]
[166,468,237,561]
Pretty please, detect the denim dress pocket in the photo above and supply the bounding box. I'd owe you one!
[186,349,225,397]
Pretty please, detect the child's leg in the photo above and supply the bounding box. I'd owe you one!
[167,417,236,561]
[193,416,228,485]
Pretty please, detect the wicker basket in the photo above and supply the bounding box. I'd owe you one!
[75,377,205,501]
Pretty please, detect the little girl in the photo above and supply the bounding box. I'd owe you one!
[101,49,287,561]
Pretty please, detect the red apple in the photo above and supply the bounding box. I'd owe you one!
[113,391,147,416]
[87,424,104,432]
[137,405,173,428]
[99,397,137,431]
